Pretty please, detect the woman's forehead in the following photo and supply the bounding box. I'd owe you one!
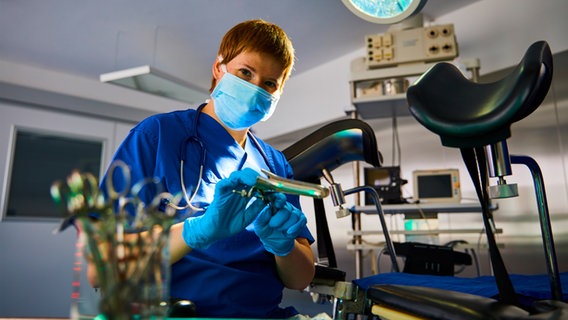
[230,51,286,78]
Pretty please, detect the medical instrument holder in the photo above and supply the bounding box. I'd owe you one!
[51,162,177,319]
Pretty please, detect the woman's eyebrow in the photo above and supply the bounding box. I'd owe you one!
[240,63,256,72]
[240,62,281,83]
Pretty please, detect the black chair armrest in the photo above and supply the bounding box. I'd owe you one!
[367,284,529,320]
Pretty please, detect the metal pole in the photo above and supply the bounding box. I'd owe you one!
[348,109,364,279]
[511,155,562,300]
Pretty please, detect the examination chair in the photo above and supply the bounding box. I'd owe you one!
[355,40,568,319]
[281,118,482,317]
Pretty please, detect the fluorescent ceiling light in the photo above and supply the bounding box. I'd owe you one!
[100,65,209,104]
[342,0,428,24]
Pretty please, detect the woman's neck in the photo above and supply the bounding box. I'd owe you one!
[202,101,248,148]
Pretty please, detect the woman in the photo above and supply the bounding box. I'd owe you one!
[97,19,315,318]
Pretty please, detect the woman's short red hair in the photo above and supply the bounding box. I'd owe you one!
[209,19,295,92]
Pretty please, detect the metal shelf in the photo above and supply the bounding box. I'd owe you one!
[351,94,410,118]
[348,228,502,236]
[352,202,497,215]
[348,59,442,119]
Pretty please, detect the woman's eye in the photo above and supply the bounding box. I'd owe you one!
[239,68,252,78]
[264,81,277,89]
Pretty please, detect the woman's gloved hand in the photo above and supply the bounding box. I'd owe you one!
[254,192,307,256]
[182,168,267,249]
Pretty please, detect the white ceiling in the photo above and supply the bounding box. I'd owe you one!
[2,0,567,148]
[0,0,478,94]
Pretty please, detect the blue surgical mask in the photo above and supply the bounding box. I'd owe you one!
[212,65,280,130]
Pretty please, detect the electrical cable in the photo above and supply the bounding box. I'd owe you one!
[391,115,402,168]
[344,185,400,272]
[469,248,481,277]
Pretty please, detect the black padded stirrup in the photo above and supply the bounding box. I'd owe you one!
[460,147,519,306]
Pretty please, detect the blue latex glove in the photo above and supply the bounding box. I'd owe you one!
[254,192,307,256]
[182,168,267,249]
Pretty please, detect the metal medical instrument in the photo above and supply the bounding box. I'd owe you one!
[51,161,177,318]
[51,160,129,233]
[254,169,329,199]
[51,170,104,233]
[52,160,175,232]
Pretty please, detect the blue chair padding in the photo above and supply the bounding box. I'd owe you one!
[354,272,568,308]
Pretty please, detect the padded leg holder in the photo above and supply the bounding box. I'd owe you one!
[368,284,529,320]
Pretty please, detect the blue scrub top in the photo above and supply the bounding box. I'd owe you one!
[101,106,314,318]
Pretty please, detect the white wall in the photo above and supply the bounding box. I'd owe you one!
[0,100,138,317]
[0,58,190,124]
[255,0,568,139]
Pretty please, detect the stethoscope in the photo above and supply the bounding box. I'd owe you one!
[168,104,273,211]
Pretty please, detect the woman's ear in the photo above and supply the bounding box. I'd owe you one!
[212,57,224,82]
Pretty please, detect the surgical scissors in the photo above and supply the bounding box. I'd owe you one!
[51,169,104,233]
[51,160,131,233]
[51,160,178,232]
[51,161,177,308]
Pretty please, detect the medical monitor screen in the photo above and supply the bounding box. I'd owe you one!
[412,169,461,203]
[365,168,392,187]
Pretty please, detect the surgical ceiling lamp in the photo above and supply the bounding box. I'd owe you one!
[341,0,428,24]
[100,65,209,105]
[100,26,209,105]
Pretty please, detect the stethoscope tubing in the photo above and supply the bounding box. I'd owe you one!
[170,104,273,211]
